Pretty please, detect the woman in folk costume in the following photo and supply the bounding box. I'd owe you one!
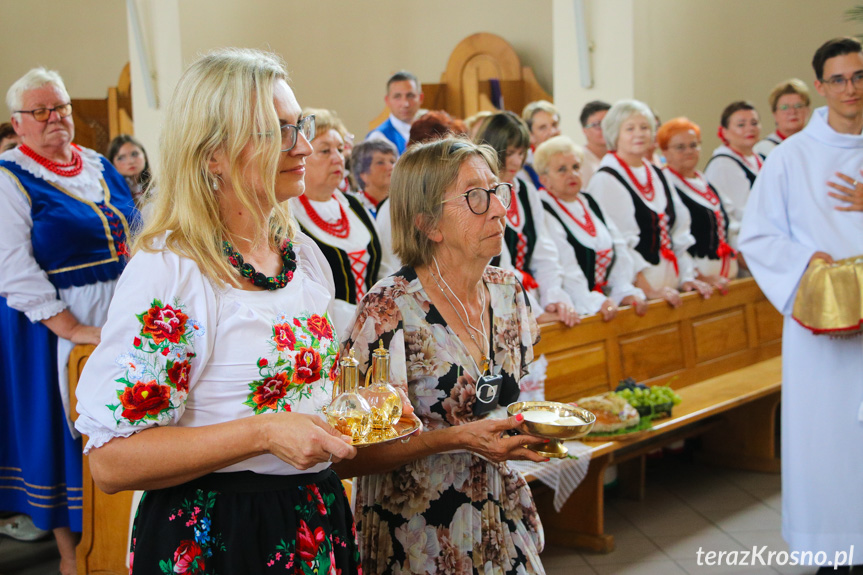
[704,101,763,254]
[739,38,863,571]
[0,67,137,573]
[658,118,738,291]
[753,78,811,158]
[290,108,383,336]
[474,111,578,327]
[586,100,711,308]
[75,49,362,574]
[534,135,646,320]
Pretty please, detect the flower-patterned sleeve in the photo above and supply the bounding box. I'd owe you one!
[339,276,409,396]
[75,247,217,453]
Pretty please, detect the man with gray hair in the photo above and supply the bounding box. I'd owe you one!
[366,70,423,155]
[348,138,397,218]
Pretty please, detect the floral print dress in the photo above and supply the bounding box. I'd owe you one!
[343,266,545,575]
[74,233,360,574]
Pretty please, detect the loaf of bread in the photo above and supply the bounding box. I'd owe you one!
[575,392,640,432]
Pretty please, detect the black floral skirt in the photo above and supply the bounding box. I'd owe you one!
[129,469,360,575]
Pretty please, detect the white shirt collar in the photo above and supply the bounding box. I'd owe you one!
[388,114,412,141]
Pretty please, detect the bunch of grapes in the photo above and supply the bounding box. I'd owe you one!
[615,379,681,413]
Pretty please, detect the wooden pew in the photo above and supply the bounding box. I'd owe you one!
[68,277,782,569]
[530,277,783,552]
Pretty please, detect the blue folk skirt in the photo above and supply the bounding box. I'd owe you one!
[0,296,83,531]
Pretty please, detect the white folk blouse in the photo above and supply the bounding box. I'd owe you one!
[75,233,340,476]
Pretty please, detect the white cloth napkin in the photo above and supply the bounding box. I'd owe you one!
[509,440,593,512]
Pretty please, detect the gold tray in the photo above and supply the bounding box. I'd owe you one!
[352,414,422,447]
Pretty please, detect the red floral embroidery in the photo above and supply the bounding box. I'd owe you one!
[308,484,327,516]
[168,360,191,393]
[328,352,340,383]
[172,540,205,574]
[296,520,326,563]
[307,314,334,341]
[119,380,171,421]
[293,347,322,384]
[253,372,290,410]
[258,358,268,368]
[273,323,296,352]
[142,303,188,344]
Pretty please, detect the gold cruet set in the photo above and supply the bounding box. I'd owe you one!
[326,341,420,446]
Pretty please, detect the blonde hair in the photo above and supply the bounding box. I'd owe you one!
[602,99,656,151]
[521,100,559,130]
[533,135,584,175]
[134,47,295,287]
[767,78,811,112]
[391,137,498,268]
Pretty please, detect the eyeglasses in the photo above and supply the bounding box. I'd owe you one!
[668,142,701,152]
[820,72,863,93]
[14,103,72,122]
[777,102,807,112]
[440,182,512,215]
[260,115,315,152]
[584,122,602,130]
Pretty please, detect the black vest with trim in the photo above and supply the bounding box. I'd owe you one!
[705,154,758,187]
[597,165,676,267]
[676,183,729,261]
[541,193,616,291]
[298,193,382,305]
[492,179,537,272]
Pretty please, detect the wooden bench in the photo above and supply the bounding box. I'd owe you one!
[68,277,781,571]
[529,277,783,552]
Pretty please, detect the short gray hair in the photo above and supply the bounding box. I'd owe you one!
[601,99,655,151]
[391,137,498,268]
[7,68,70,115]
[351,139,397,189]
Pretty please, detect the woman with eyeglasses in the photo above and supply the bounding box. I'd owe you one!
[659,118,737,292]
[534,135,646,320]
[475,111,579,327]
[753,79,811,158]
[338,137,548,575]
[0,68,137,573]
[704,101,763,256]
[108,134,152,208]
[289,108,384,337]
[74,49,362,573]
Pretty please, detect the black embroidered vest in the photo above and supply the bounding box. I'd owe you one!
[705,154,758,187]
[676,183,729,261]
[299,193,382,305]
[597,165,676,266]
[492,179,537,272]
[541,193,616,291]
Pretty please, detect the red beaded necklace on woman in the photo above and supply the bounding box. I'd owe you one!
[552,195,597,237]
[298,194,351,238]
[18,143,83,177]
[612,152,655,201]
[727,146,763,172]
[665,168,718,207]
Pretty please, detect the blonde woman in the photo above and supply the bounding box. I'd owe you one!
[74,49,360,573]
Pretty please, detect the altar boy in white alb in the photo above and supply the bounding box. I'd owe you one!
[739,37,863,569]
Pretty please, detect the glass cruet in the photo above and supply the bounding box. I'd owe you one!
[360,340,403,434]
[326,349,372,442]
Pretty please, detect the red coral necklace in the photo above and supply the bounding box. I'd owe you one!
[727,147,762,172]
[552,195,597,236]
[299,195,351,238]
[665,168,719,207]
[19,143,83,177]
[613,152,654,201]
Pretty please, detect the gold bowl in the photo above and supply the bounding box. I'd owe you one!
[508,401,596,458]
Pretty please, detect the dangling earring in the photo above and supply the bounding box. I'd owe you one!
[211,173,221,191]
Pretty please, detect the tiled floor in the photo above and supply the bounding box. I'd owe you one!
[0,457,834,575]
[540,456,826,575]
